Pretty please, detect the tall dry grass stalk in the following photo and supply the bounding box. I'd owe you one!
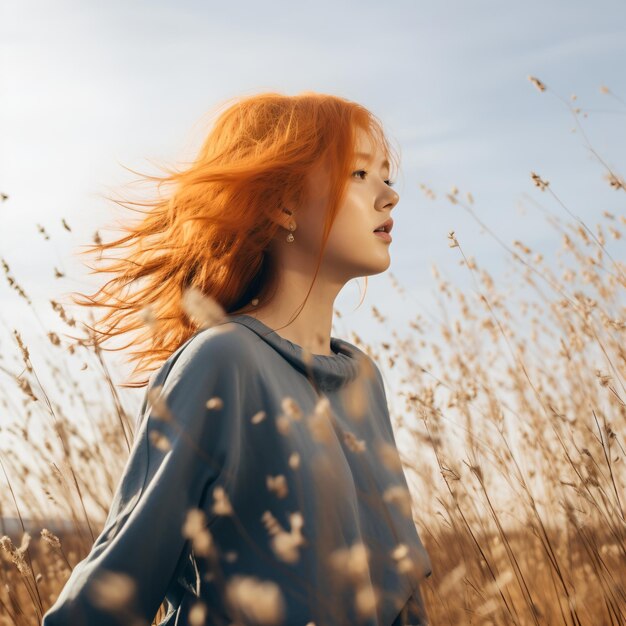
[0,77,624,625]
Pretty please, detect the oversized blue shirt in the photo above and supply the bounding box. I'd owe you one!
[42,314,432,625]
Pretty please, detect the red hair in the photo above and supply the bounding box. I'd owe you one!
[68,91,399,388]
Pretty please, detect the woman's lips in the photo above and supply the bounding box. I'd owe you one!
[373,231,392,242]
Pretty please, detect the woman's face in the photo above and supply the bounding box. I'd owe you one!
[293,126,400,282]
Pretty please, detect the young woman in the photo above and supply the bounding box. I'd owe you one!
[42,92,432,626]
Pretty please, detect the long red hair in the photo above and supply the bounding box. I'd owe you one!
[68,91,399,388]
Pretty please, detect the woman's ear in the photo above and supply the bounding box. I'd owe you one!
[266,207,296,235]
[276,185,302,230]
[280,207,296,229]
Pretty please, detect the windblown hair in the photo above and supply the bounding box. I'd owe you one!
[68,91,399,388]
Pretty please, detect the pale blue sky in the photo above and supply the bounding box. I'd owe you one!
[1,0,625,418]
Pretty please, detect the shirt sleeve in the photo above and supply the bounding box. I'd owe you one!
[42,327,245,626]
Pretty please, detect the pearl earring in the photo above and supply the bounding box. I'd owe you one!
[282,207,296,242]
[286,222,296,243]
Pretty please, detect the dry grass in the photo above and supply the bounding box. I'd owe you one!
[0,77,625,625]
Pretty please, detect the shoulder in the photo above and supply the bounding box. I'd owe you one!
[150,321,256,389]
[179,321,253,362]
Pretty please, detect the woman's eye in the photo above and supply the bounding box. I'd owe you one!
[352,170,395,187]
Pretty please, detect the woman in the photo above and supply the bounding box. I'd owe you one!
[42,92,432,626]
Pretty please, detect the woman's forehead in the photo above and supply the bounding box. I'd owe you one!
[353,128,389,161]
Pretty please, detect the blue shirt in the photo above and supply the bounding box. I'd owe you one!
[42,313,432,625]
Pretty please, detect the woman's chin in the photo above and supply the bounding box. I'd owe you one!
[361,255,392,276]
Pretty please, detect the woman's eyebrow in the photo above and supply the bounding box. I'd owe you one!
[355,152,390,169]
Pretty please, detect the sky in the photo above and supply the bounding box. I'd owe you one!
[1,0,625,518]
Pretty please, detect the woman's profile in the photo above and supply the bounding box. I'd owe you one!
[41,91,432,626]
